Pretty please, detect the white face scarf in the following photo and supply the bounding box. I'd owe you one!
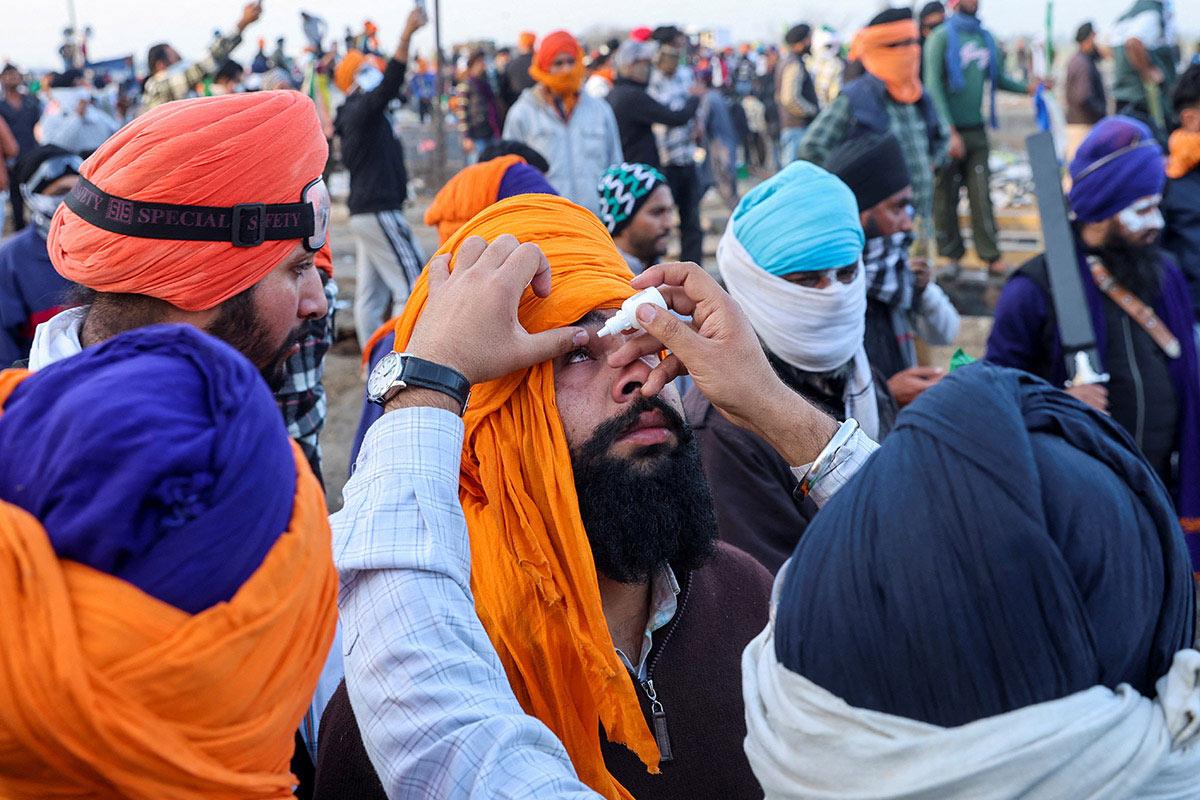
[717,225,866,374]
[741,568,1200,800]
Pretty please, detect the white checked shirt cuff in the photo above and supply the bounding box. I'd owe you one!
[791,429,880,508]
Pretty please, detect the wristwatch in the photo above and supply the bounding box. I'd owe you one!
[367,351,471,414]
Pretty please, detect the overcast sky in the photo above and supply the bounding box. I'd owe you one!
[4,0,1195,70]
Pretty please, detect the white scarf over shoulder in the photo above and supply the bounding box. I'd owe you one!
[742,569,1200,800]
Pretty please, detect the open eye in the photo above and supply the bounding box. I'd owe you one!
[565,348,594,365]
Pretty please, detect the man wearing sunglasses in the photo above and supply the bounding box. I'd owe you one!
[25,90,329,397]
[684,160,898,574]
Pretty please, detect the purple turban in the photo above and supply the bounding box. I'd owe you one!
[1068,115,1165,224]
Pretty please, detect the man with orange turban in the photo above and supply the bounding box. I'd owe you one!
[26,89,338,786]
[0,324,337,797]
[502,31,623,215]
[33,89,329,391]
[315,196,879,799]
[798,8,948,239]
[334,7,430,349]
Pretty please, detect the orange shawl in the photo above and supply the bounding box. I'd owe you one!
[424,155,526,244]
[850,19,923,105]
[0,370,338,799]
[392,194,656,798]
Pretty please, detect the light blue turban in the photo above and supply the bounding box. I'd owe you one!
[730,161,864,275]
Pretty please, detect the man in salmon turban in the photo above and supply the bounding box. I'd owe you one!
[316,195,872,799]
[0,324,337,798]
[33,90,330,395]
[502,31,623,214]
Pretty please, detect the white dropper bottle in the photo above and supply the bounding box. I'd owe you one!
[596,287,668,338]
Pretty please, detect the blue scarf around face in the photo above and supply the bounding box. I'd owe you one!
[944,12,1000,128]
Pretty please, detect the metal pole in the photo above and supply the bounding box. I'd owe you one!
[432,0,447,188]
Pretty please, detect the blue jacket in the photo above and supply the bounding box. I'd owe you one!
[0,226,74,365]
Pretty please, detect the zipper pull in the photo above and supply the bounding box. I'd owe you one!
[641,679,673,762]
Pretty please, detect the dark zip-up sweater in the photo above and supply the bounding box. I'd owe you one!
[312,542,771,799]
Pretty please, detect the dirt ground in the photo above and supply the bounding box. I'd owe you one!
[320,94,1039,509]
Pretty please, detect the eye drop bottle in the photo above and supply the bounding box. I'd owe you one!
[596,287,668,338]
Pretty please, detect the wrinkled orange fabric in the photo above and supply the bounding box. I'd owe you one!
[392,194,656,799]
[530,32,586,118]
[850,20,924,104]
[47,91,328,312]
[424,155,526,244]
[1167,129,1200,179]
[0,370,338,800]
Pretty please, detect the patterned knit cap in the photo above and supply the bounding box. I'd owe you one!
[597,162,667,236]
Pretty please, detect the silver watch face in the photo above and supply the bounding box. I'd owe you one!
[367,351,405,402]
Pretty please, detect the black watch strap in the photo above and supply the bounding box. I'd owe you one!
[398,355,471,413]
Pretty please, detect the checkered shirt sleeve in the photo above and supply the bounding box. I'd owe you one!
[331,408,601,799]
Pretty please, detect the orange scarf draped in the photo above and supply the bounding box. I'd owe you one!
[1166,129,1200,180]
[0,370,338,799]
[850,19,923,105]
[392,194,655,798]
[424,154,526,244]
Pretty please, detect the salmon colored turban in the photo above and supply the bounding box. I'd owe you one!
[46,91,328,312]
[392,194,655,799]
[0,367,338,798]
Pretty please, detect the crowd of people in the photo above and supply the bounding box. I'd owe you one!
[2,0,1200,797]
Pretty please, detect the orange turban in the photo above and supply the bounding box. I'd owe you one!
[518,31,537,51]
[334,50,387,94]
[424,154,526,244]
[530,31,586,116]
[46,91,328,312]
[849,19,923,104]
[0,370,338,798]
[392,195,656,798]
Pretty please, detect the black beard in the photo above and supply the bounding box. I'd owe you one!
[571,396,718,584]
[1089,232,1162,303]
[205,288,305,393]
